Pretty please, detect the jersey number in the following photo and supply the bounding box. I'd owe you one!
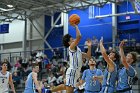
[2,79,4,83]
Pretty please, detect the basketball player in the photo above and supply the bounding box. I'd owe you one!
[77,57,103,93]
[43,25,92,93]
[116,41,137,93]
[99,37,119,93]
[24,63,42,93]
[0,62,16,93]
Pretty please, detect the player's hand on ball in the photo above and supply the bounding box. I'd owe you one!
[71,24,77,27]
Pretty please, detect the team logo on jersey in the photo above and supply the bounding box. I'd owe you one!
[0,77,7,79]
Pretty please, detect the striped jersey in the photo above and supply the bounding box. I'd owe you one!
[68,46,82,70]
[0,71,10,92]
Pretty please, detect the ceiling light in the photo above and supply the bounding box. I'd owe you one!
[7,4,14,8]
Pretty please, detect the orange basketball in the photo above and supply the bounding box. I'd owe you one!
[69,14,80,26]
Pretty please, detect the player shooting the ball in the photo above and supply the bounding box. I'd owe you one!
[43,14,92,93]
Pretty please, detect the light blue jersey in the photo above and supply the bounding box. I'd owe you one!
[82,68,103,93]
[116,65,136,93]
[100,64,117,93]
[24,72,36,93]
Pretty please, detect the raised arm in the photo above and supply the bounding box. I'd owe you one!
[82,39,92,59]
[119,41,129,69]
[9,74,16,93]
[70,25,81,50]
[99,37,114,71]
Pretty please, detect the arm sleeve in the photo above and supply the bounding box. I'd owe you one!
[81,70,86,81]
[126,65,137,77]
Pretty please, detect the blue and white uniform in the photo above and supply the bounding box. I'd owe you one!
[82,69,103,93]
[24,72,36,93]
[0,71,10,93]
[100,64,117,93]
[116,65,137,93]
[66,46,82,87]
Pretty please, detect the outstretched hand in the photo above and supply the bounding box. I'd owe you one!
[100,37,103,44]
[119,40,125,49]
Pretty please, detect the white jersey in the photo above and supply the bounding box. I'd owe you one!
[65,46,83,87]
[0,71,10,93]
[68,46,82,70]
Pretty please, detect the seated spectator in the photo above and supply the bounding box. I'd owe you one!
[84,38,90,53]
[43,55,51,71]
[31,50,37,60]
[27,60,32,72]
[43,55,49,65]
[17,57,23,65]
[47,73,57,87]
[51,58,58,66]
[36,56,43,67]
[12,71,21,88]
[22,62,31,80]
[56,73,65,85]
[36,49,44,58]
[14,60,21,71]
[56,66,66,85]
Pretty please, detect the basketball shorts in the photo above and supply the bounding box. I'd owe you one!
[65,68,80,87]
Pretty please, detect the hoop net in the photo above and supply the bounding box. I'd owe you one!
[130,0,140,12]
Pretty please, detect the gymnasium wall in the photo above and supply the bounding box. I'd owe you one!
[117,1,140,42]
[0,20,25,43]
[0,16,45,60]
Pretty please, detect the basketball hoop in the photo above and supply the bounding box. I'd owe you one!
[134,0,140,11]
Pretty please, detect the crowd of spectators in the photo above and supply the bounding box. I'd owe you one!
[0,40,139,93]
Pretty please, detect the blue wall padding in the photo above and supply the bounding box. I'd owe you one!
[44,13,63,58]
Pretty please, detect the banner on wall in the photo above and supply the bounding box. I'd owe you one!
[0,24,9,34]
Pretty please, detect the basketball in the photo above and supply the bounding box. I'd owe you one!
[69,14,80,26]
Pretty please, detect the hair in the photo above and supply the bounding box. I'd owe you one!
[32,63,39,68]
[129,52,137,63]
[89,57,96,62]
[111,50,120,61]
[63,34,72,48]
[1,62,8,66]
